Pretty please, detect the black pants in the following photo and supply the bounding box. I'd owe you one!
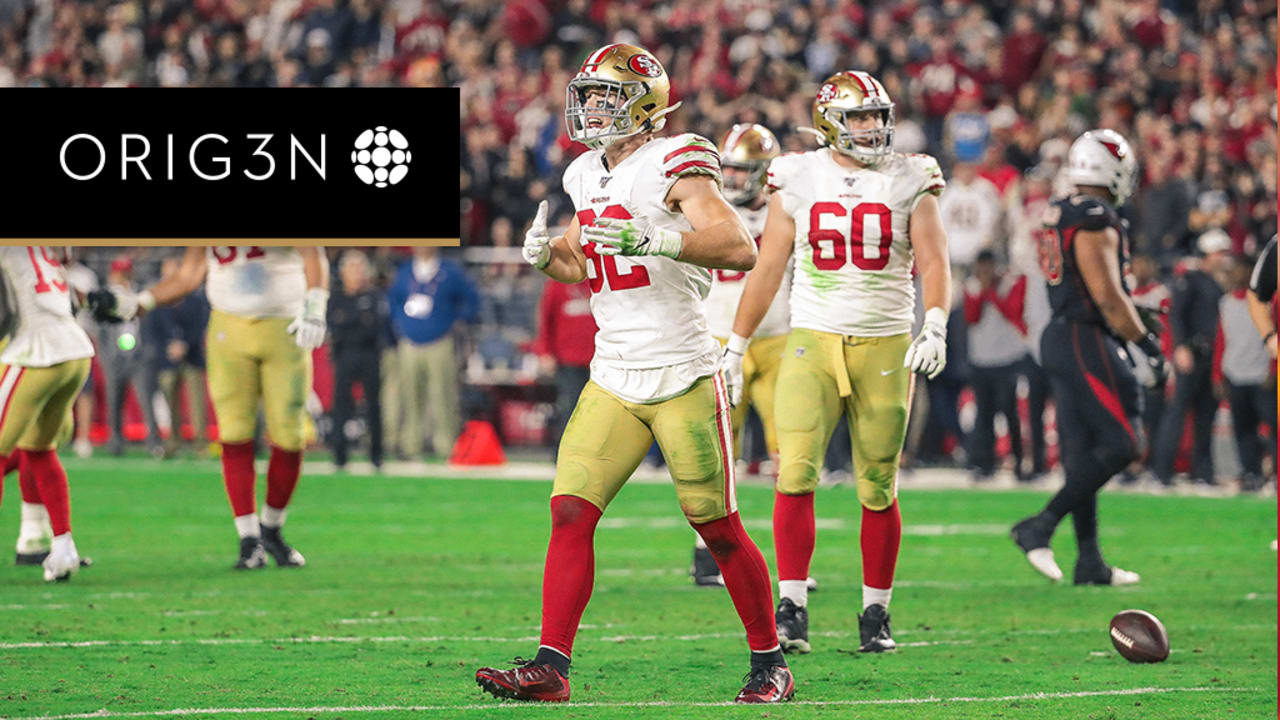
[105,355,161,448]
[551,365,590,457]
[1227,380,1278,477]
[1038,321,1144,548]
[968,362,1022,475]
[1020,356,1050,473]
[1151,354,1216,482]
[332,350,383,467]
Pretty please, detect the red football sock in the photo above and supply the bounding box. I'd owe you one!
[27,449,69,535]
[539,495,602,657]
[773,491,815,581]
[265,446,302,511]
[220,441,257,517]
[861,500,902,589]
[17,451,41,504]
[692,511,779,652]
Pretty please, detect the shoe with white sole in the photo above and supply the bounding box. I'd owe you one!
[42,536,81,582]
[1011,515,1063,582]
[1074,561,1140,586]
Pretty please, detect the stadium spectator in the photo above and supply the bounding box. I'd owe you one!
[327,250,387,469]
[1129,252,1173,477]
[963,250,1027,480]
[940,160,1003,268]
[98,257,162,457]
[388,246,478,459]
[1213,255,1276,492]
[1151,230,1231,485]
[531,279,596,457]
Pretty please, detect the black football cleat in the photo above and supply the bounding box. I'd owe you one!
[261,525,306,567]
[775,598,810,654]
[691,545,724,587]
[858,603,896,652]
[735,664,795,703]
[1011,514,1063,582]
[21,551,93,568]
[234,537,267,570]
[476,658,570,702]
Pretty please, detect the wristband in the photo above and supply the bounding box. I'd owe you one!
[726,333,749,355]
[138,290,157,313]
[923,306,948,329]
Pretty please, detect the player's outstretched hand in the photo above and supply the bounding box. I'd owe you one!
[289,288,329,350]
[720,334,747,407]
[583,215,683,260]
[87,287,138,323]
[904,308,947,380]
[523,200,552,270]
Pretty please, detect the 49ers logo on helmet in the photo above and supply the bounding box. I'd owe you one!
[627,54,662,78]
[817,82,839,104]
[1099,140,1126,159]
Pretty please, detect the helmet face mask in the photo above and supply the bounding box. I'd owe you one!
[721,161,767,205]
[565,44,677,150]
[812,71,895,166]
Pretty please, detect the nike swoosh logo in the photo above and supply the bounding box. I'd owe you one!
[881,368,899,376]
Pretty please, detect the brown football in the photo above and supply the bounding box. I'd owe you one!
[1109,609,1170,663]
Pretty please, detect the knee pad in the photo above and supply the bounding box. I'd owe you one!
[776,457,820,495]
[856,464,897,511]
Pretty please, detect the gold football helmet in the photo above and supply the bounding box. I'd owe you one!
[811,70,895,165]
[565,43,680,150]
[718,123,780,206]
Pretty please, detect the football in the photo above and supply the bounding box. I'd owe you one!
[1109,610,1170,663]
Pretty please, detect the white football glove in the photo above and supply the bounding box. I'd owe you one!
[720,333,748,407]
[288,287,329,350]
[904,307,948,380]
[583,214,683,259]
[522,200,552,269]
[89,286,155,322]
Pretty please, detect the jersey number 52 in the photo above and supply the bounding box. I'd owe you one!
[577,206,653,294]
[808,202,893,271]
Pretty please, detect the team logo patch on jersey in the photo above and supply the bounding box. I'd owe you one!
[627,54,663,78]
[600,176,612,188]
[817,83,839,104]
[844,176,857,186]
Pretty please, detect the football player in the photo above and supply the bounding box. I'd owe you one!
[1010,130,1168,585]
[722,71,951,654]
[0,247,96,581]
[475,44,794,704]
[692,123,814,590]
[90,246,328,570]
[12,413,81,566]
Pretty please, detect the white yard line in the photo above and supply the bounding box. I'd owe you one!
[4,687,1253,720]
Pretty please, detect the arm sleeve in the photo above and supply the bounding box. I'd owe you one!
[1211,320,1224,386]
[532,282,558,357]
[909,154,946,213]
[995,275,1029,335]
[1250,236,1277,302]
[1168,276,1191,347]
[963,288,985,325]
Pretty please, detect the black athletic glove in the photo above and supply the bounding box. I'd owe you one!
[1135,332,1169,390]
[86,289,122,323]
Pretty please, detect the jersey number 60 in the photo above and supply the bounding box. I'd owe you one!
[808,202,893,271]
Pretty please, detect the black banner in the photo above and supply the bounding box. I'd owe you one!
[0,88,460,241]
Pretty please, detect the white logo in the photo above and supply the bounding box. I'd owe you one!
[880,368,899,376]
[352,126,411,188]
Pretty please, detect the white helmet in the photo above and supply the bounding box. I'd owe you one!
[1065,129,1138,206]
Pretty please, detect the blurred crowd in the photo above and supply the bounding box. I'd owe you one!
[2,0,1275,487]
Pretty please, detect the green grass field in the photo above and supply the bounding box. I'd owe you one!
[0,456,1275,719]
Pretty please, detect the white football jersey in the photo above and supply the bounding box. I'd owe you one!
[205,246,307,318]
[768,149,945,337]
[938,175,1002,266]
[0,247,94,367]
[562,133,724,401]
[703,203,791,339]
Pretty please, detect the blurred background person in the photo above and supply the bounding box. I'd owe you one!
[1213,254,1276,492]
[1151,230,1231,486]
[531,278,595,459]
[963,250,1028,480]
[327,250,387,470]
[388,247,479,460]
[99,256,162,457]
